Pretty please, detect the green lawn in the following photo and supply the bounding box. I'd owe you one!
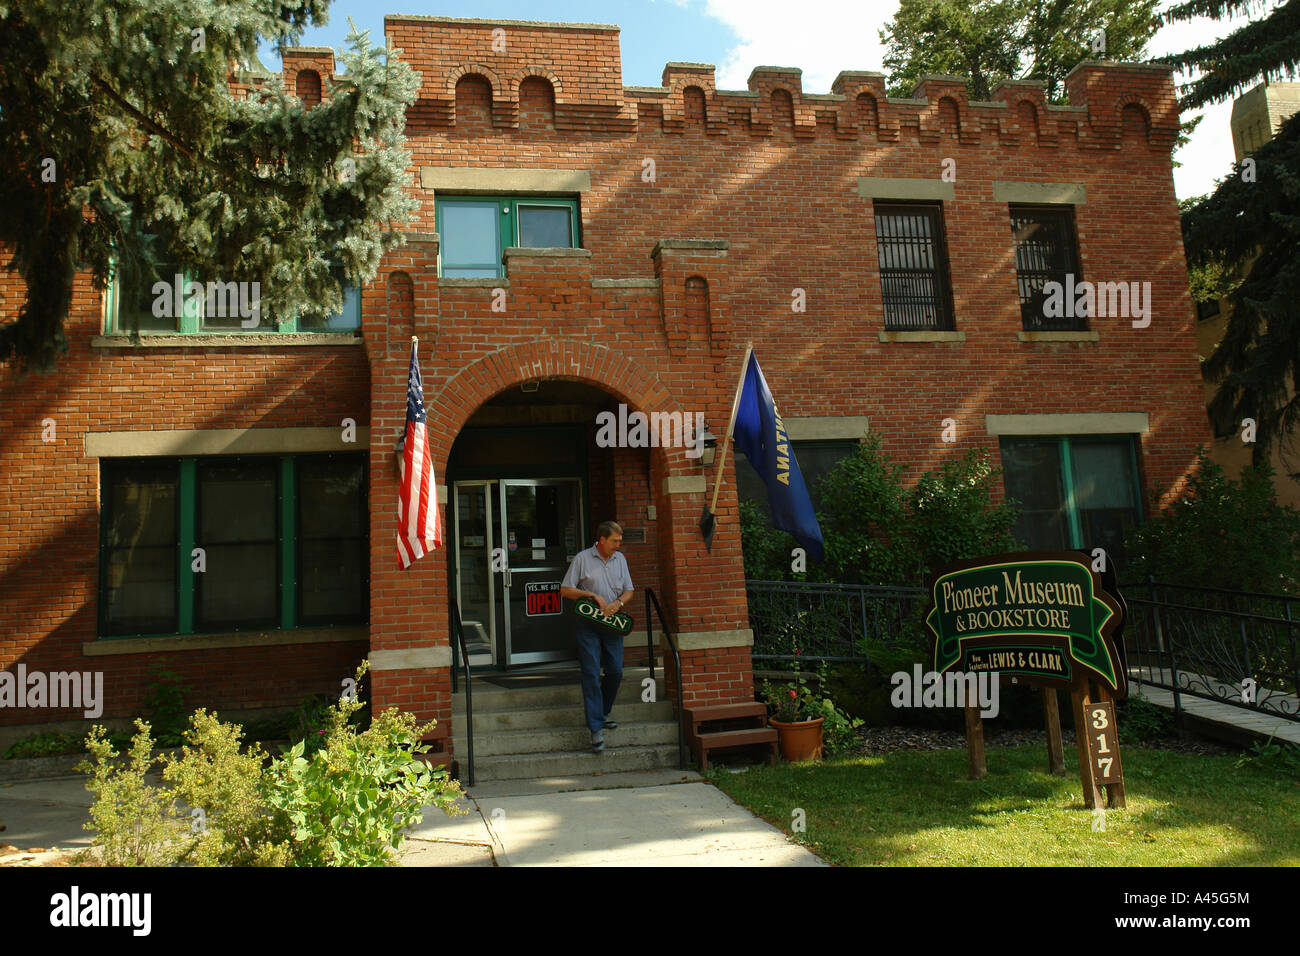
[706,743,1300,866]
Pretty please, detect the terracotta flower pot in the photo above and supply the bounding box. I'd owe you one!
[769,716,825,762]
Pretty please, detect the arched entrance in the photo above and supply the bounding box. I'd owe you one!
[447,380,621,669]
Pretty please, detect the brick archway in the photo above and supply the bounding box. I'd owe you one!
[425,339,697,480]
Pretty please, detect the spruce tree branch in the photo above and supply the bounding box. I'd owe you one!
[88,72,305,202]
[89,73,199,161]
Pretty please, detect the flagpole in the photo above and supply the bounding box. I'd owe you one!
[707,340,754,517]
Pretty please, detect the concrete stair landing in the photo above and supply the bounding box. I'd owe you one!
[449,665,683,782]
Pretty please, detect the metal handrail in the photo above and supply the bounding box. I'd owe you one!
[645,588,687,771]
[448,597,475,786]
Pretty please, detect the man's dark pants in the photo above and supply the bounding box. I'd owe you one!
[575,619,623,733]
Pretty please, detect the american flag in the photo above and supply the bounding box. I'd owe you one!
[397,340,442,568]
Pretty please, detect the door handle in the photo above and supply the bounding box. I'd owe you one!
[503,568,512,588]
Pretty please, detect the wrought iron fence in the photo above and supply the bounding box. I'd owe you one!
[745,580,925,664]
[746,578,1300,725]
[1126,582,1300,723]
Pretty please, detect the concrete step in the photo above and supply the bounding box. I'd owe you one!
[451,669,666,712]
[468,743,683,781]
[454,700,675,732]
[454,719,678,757]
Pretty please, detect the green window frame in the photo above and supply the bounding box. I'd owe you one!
[435,195,581,278]
[104,254,361,334]
[97,453,368,639]
[999,435,1144,563]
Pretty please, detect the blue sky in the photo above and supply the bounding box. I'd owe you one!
[265,0,1276,202]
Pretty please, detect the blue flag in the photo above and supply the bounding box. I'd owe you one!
[731,352,825,562]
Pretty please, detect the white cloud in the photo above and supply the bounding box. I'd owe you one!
[696,0,1273,199]
[701,0,899,93]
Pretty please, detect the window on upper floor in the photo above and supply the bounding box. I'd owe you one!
[104,246,360,334]
[99,453,368,638]
[999,435,1142,567]
[873,202,955,331]
[1010,205,1085,331]
[436,196,580,278]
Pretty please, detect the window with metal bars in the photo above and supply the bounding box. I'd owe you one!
[1010,205,1084,331]
[873,202,954,331]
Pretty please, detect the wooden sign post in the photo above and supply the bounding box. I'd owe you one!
[1042,687,1066,776]
[924,551,1127,806]
[1073,683,1126,808]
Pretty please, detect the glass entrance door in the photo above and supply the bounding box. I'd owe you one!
[499,479,584,665]
[452,481,499,668]
[452,478,584,668]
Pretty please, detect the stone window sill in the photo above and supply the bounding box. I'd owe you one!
[84,625,367,656]
[878,330,966,343]
[91,333,362,348]
[1017,330,1099,343]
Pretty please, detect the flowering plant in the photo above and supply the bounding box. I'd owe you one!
[760,641,864,753]
[761,642,826,723]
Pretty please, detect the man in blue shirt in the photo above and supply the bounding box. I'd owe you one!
[561,520,634,753]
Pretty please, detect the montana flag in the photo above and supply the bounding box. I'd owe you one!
[397,339,442,568]
[730,352,825,562]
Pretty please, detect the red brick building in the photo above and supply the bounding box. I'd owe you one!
[0,16,1208,770]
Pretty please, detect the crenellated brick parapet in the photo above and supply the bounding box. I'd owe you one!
[387,15,637,132]
[375,15,1181,153]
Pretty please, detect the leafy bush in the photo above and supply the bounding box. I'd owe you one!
[3,731,83,759]
[810,696,864,756]
[1117,689,1174,743]
[142,668,192,747]
[812,433,918,585]
[741,432,1021,588]
[739,498,796,580]
[907,448,1022,579]
[162,709,293,866]
[78,720,191,866]
[261,687,464,867]
[76,662,466,866]
[1123,450,1300,594]
[289,693,336,756]
[1234,735,1300,780]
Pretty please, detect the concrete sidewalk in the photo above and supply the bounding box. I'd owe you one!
[403,768,826,866]
[0,775,96,864]
[0,769,826,867]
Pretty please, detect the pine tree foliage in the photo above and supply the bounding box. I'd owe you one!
[1167,0,1300,464]
[1183,113,1300,462]
[1160,0,1300,110]
[881,0,1160,102]
[0,0,419,371]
